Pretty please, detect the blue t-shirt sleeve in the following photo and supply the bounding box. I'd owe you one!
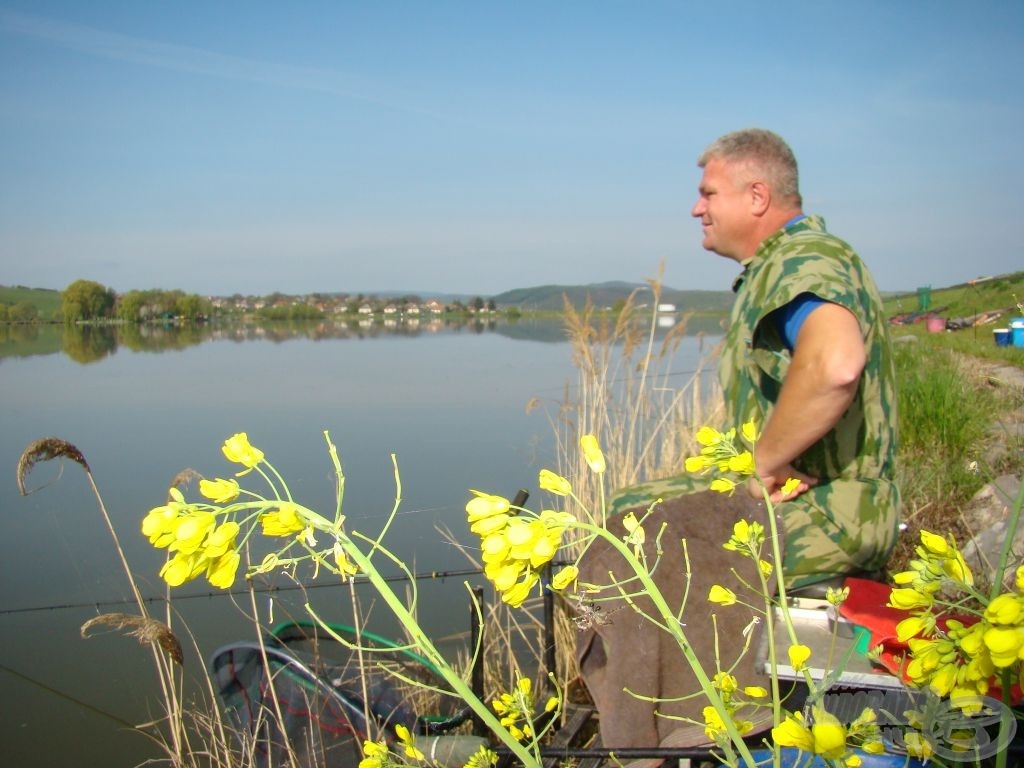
[776,292,827,351]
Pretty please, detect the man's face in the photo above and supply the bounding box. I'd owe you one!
[691,157,754,262]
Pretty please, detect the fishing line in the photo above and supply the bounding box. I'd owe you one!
[0,662,138,730]
[0,556,573,617]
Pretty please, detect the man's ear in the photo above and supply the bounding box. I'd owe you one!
[749,180,771,216]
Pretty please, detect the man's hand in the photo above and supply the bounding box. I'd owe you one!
[746,464,818,504]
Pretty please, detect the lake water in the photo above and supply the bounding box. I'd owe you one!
[0,316,719,767]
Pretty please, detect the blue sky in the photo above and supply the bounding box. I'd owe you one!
[1,2,1022,297]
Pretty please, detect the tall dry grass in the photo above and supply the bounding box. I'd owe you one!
[532,274,725,697]
[549,274,724,521]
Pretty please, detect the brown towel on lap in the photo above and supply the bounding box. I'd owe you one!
[575,490,779,751]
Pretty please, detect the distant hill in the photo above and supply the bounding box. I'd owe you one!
[492,281,734,313]
[0,285,62,319]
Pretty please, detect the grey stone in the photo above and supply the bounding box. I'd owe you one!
[960,474,1024,590]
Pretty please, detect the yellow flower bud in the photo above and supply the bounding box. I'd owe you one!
[551,565,578,591]
[788,644,811,671]
[810,707,847,759]
[888,587,933,611]
[222,432,264,470]
[466,490,511,521]
[708,585,737,606]
[772,713,814,752]
[538,469,572,496]
[198,477,240,503]
[580,435,606,473]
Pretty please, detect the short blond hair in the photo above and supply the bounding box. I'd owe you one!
[698,128,802,207]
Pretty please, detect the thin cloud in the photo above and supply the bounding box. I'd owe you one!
[0,8,443,119]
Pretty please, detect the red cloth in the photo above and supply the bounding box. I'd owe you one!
[838,577,914,680]
[839,577,1023,703]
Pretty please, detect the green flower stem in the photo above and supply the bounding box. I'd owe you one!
[318,533,540,767]
[320,433,538,767]
[990,480,1024,603]
[572,519,759,767]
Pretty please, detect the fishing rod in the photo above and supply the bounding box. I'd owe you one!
[0,563,507,616]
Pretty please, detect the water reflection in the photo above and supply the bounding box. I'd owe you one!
[1,313,726,363]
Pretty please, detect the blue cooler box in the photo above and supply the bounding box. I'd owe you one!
[1012,317,1024,348]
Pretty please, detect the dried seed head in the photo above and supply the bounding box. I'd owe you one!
[16,437,90,495]
[81,613,184,665]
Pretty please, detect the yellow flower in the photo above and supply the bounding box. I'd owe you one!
[622,511,645,554]
[538,469,572,496]
[780,477,802,496]
[502,573,539,607]
[983,626,1024,667]
[702,705,727,740]
[160,551,204,587]
[712,671,738,693]
[221,432,264,470]
[142,504,179,548]
[198,477,240,503]
[506,519,553,566]
[743,685,768,698]
[206,550,240,589]
[552,565,579,591]
[741,421,759,444]
[709,477,737,495]
[708,585,737,606]
[810,707,847,759]
[903,732,935,760]
[727,451,755,475]
[170,511,217,554]
[394,724,424,760]
[204,521,240,558]
[772,712,815,752]
[928,662,959,697]
[788,644,811,671]
[464,746,497,768]
[896,614,935,643]
[359,739,389,768]
[259,503,306,537]
[466,490,511,521]
[919,530,950,556]
[723,519,764,552]
[480,531,511,562]
[580,435,606,473]
[470,513,511,536]
[685,454,713,473]
[1016,565,1024,593]
[486,560,525,591]
[695,425,724,446]
[985,593,1024,626]
[333,543,359,579]
[888,587,933,611]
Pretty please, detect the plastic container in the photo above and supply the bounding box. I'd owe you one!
[926,316,945,333]
[1011,317,1024,348]
[994,328,1012,347]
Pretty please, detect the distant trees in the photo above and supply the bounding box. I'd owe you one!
[118,289,210,322]
[61,280,116,323]
[0,301,41,323]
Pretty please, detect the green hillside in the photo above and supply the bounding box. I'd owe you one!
[0,285,62,319]
[884,270,1024,323]
[492,281,734,313]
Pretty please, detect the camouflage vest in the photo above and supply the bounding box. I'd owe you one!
[610,215,900,584]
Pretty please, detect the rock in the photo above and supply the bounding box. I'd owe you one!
[960,474,1024,590]
[986,364,1024,393]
